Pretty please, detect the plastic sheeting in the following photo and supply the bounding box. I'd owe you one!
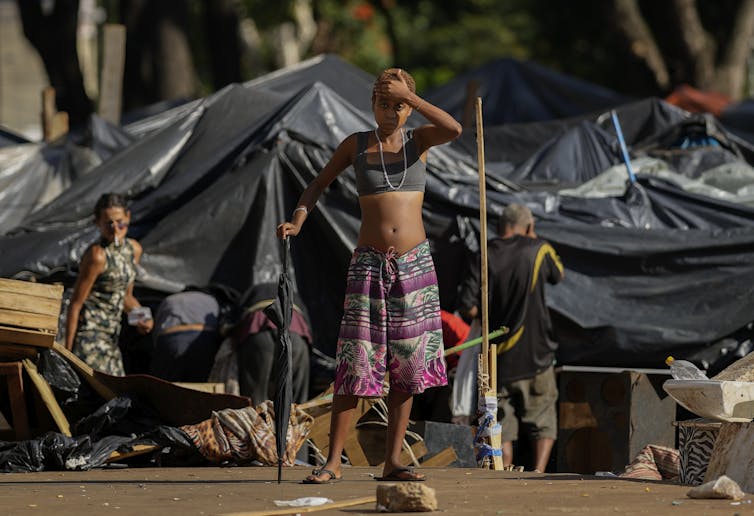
[0,396,195,473]
[423,57,631,126]
[2,55,754,372]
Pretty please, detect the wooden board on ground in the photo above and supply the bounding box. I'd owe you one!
[421,446,458,467]
[107,444,160,463]
[220,496,376,516]
[93,372,252,426]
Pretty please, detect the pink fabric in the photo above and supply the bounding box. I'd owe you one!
[236,309,312,344]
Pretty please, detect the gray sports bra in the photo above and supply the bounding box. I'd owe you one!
[354,130,426,196]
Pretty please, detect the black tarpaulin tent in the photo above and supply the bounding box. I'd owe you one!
[2,55,754,374]
[423,57,631,126]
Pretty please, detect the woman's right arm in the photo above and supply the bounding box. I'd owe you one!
[65,247,106,349]
[276,134,357,239]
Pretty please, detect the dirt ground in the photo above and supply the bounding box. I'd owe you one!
[0,466,750,516]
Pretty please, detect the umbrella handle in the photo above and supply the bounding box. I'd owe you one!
[282,236,291,273]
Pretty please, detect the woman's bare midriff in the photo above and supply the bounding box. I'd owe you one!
[357,191,426,254]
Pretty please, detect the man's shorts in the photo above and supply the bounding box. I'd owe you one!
[334,239,448,397]
[498,365,558,442]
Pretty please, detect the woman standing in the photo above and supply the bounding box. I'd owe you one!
[277,68,462,483]
[65,193,152,375]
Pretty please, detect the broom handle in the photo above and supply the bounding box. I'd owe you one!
[476,97,491,385]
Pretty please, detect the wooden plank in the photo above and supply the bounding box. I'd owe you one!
[0,294,62,318]
[0,342,40,361]
[305,411,331,451]
[219,496,376,516]
[22,359,71,436]
[0,279,63,300]
[344,430,370,466]
[0,325,56,348]
[377,441,428,470]
[0,409,11,431]
[0,308,59,332]
[421,446,458,467]
[51,343,117,401]
[107,444,159,462]
[173,382,225,394]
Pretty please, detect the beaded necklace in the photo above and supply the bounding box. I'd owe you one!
[374,128,407,191]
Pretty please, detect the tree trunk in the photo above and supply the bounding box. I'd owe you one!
[710,0,754,98]
[375,0,399,64]
[609,0,754,100]
[120,0,197,111]
[270,0,316,68]
[204,0,242,90]
[609,0,670,92]
[17,0,93,127]
[155,5,196,100]
[669,0,716,89]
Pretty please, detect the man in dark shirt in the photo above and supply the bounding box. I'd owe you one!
[235,282,312,405]
[459,204,564,472]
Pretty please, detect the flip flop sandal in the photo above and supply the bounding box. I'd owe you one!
[375,466,426,482]
[302,468,341,484]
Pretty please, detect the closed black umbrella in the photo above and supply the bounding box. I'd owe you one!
[264,237,293,483]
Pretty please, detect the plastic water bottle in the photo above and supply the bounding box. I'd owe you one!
[666,356,708,380]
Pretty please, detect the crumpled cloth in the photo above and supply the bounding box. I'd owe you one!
[181,400,314,465]
[620,444,680,481]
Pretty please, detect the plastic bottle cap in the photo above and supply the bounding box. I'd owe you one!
[665,356,675,366]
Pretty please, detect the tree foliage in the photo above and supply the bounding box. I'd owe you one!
[15,0,754,129]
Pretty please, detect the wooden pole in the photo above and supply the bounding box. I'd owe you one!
[476,97,489,383]
[475,97,504,470]
[98,24,126,124]
[41,87,69,142]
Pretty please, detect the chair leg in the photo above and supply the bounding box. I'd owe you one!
[1,362,31,440]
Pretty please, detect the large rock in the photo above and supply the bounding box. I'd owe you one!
[376,483,438,512]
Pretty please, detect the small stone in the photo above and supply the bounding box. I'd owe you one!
[376,483,438,512]
[687,475,745,500]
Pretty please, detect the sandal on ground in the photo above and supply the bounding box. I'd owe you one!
[302,468,341,484]
[375,467,426,482]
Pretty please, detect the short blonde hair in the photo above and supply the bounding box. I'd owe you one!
[372,68,416,104]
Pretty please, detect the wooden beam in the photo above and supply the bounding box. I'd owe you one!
[0,342,40,361]
[0,326,56,348]
[22,359,71,436]
[107,444,160,462]
[377,441,428,470]
[51,343,117,401]
[421,446,458,467]
[0,308,59,332]
[0,362,30,440]
[0,279,64,300]
[41,86,68,142]
[0,294,63,318]
[219,496,376,516]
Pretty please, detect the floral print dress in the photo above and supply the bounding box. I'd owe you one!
[72,238,136,376]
